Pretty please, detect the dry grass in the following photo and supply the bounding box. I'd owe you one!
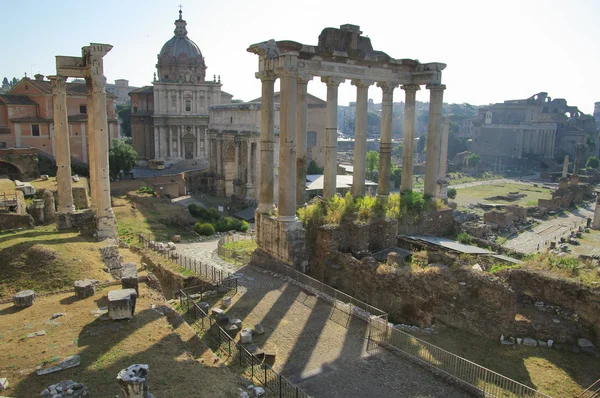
[0,178,16,195]
[0,225,111,300]
[417,326,600,397]
[30,176,88,191]
[454,183,552,213]
[222,240,257,256]
[0,284,243,397]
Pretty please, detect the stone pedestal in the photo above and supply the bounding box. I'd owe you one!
[254,212,307,271]
[121,263,139,294]
[30,199,45,224]
[108,289,138,320]
[74,279,99,299]
[13,290,35,307]
[245,183,256,203]
[117,364,154,398]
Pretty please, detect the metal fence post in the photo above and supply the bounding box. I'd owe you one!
[251,355,254,379]
[279,374,282,397]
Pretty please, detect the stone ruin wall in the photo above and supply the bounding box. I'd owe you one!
[305,217,599,345]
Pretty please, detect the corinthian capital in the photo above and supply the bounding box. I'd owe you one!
[255,71,277,82]
[297,72,313,85]
[401,84,421,92]
[351,79,374,88]
[376,81,399,93]
[321,76,345,87]
[47,75,67,94]
[426,84,446,92]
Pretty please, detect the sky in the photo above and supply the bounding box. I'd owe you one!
[2,0,599,114]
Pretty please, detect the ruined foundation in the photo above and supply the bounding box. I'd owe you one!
[254,212,307,271]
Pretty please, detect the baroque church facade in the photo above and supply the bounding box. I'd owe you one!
[131,10,326,202]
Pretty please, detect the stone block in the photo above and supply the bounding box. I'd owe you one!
[216,313,229,327]
[12,289,35,307]
[40,174,49,180]
[222,297,232,307]
[230,318,242,329]
[197,302,210,314]
[522,337,538,347]
[240,329,252,344]
[117,364,152,398]
[253,323,265,335]
[167,242,176,251]
[253,386,265,397]
[211,307,224,315]
[548,339,554,348]
[225,324,239,336]
[37,355,81,376]
[108,289,138,320]
[0,377,7,391]
[121,263,139,293]
[171,235,181,243]
[74,279,98,299]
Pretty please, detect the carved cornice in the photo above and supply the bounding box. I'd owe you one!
[351,79,374,88]
[401,84,421,92]
[321,76,345,87]
[426,84,446,92]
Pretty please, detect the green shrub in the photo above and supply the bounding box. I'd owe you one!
[188,204,221,222]
[239,220,250,232]
[401,190,426,213]
[447,187,457,199]
[194,222,215,236]
[138,185,156,195]
[489,264,519,274]
[457,232,472,245]
[214,216,244,232]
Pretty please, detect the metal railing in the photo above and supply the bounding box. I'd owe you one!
[577,378,600,398]
[216,233,255,265]
[138,233,232,284]
[179,288,310,398]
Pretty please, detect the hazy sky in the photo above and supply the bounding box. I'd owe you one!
[3,0,599,113]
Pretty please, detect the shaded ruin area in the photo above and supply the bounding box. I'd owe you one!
[303,212,600,347]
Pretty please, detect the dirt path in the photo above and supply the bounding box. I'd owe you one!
[181,245,470,397]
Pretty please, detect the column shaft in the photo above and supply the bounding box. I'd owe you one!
[247,140,252,184]
[278,72,297,220]
[401,85,419,192]
[351,79,371,196]
[234,139,241,180]
[322,77,344,198]
[178,126,183,158]
[168,126,172,158]
[377,82,397,196]
[86,78,98,211]
[217,138,222,175]
[50,76,75,215]
[257,74,276,213]
[92,74,112,219]
[424,84,446,197]
[437,117,450,198]
[296,75,310,206]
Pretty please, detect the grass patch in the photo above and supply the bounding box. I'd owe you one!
[30,176,88,191]
[222,239,257,256]
[521,253,599,284]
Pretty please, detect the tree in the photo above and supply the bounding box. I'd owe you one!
[117,105,131,137]
[416,135,427,154]
[391,165,402,188]
[108,138,137,179]
[366,150,379,180]
[586,156,600,169]
[307,160,323,174]
[466,153,481,168]
[447,187,457,199]
[392,143,403,158]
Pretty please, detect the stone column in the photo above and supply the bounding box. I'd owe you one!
[377,82,398,196]
[423,84,446,197]
[593,195,600,230]
[216,138,222,175]
[574,144,581,175]
[85,77,98,211]
[168,126,172,158]
[278,70,298,221]
[351,79,372,196]
[195,126,200,158]
[562,155,569,178]
[296,73,311,207]
[153,126,159,159]
[49,75,75,220]
[437,117,450,198]
[87,44,117,238]
[322,76,344,198]
[178,126,183,158]
[401,84,420,192]
[257,72,277,213]
[234,138,241,180]
[204,127,209,159]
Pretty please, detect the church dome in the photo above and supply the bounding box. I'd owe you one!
[156,10,206,83]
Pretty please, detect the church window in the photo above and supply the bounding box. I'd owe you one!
[307,131,317,147]
[185,100,191,112]
[171,95,176,109]
[133,106,138,113]
[164,74,169,80]
[80,105,87,114]
[31,124,40,136]
[230,116,233,124]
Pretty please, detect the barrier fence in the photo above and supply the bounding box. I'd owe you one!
[179,288,310,398]
[216,233,254,265]
[138,233,233,284]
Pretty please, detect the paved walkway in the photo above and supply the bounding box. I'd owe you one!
[177,241,470,398]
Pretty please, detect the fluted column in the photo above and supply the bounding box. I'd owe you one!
[278,70,298,221]
[49,75,75,217]
[424,84,446,197]
[351,79,373,196]
[401,84,420,192]
[296,73,311,207]
[322,76,345,198]
[377,82,398,196]
[85,77,98,211]
[257,72,277,213]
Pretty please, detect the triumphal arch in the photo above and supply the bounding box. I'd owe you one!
[248,24,447,271]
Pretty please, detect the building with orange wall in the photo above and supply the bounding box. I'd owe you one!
[0,74,119,165]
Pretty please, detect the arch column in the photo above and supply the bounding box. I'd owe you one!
[351,79,373,196]
[377,81,398,196]
[424,84,446,197]
[401,84,420,192]
[296,73,312,207]
[257,72,277,213]
[322,76,345,198]
[49,75,75,223]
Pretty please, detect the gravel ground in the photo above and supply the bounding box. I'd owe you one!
[179,242,470,397]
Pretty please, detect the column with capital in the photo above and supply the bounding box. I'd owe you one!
[401,84,420,192]
[351,79,373,196]
[85,77,98,211]
[49,75,75,224]
[296,73,312,207]
[423,84,446,197]
[377,82,398,196]
[278,70,298,221]
[257,72,277,213]
[322,76,345,198]
[86,43,117,238]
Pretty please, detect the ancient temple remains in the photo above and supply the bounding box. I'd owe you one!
[248,24,447,270]
[51,43,117,239]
